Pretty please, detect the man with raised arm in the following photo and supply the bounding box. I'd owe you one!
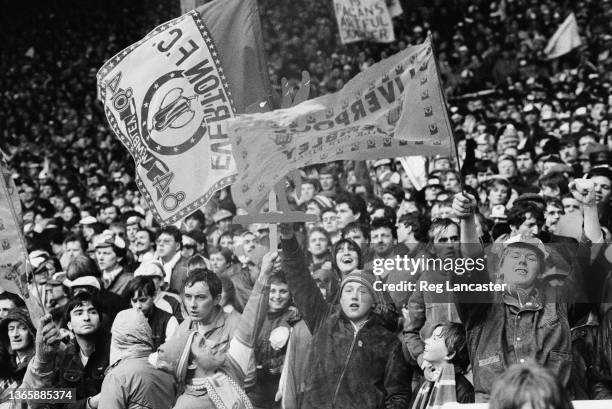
[450,184,604,402]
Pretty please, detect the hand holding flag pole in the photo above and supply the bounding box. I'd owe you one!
[233,71,317,250]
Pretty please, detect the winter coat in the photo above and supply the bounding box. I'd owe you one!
[105,268,133,298]
[168,255,190,294]
[100,355,176,409]
[281,236,412,409]
[99,309,177,409]
[248,306,300,409]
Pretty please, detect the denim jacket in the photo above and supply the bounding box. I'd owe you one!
[452,265,572,402]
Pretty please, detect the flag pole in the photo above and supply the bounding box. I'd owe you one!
[428,31,465,192]
[0,163,47,319]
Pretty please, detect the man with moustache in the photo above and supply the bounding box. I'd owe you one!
[134,228,155,263]
[366,218,416,310]
[543,198,564,234]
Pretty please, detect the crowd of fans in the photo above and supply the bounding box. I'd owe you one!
[1,0,612,408]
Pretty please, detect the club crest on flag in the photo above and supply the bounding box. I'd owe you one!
[140,79,207,156]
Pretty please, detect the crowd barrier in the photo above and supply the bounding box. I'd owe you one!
[442,401,612,409]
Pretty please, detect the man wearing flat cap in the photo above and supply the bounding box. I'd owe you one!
[94,230,132,297]
[209,209,234,249]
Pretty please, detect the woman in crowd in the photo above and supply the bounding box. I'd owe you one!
[248,271,301,409]
[330,238,363,279]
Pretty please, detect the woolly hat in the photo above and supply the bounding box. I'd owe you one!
[0,308,36,347]
[382,184,405,204]
[311,194,334,211]
[339,270,377,299]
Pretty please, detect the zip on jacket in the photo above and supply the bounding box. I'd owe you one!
[332,321,365,407]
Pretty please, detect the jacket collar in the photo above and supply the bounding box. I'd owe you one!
[502,286,542,313]
[194,306,226,335]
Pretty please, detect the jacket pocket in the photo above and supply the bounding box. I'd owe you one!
[475,353,504,392]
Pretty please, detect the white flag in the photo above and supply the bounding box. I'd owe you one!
[544,13,582,59]
[227,36,453,212]
[333,0,396,44]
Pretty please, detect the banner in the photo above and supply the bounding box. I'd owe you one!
[333,0,396,44]
[227,36,453,211]
[0,161,44,323]
[98,0,272,226]
[544,13,582,59]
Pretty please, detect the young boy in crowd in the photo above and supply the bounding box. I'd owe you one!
[409,322,474,409]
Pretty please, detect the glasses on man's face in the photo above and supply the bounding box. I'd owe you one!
[182,244,196,250]
[322,216,337,223]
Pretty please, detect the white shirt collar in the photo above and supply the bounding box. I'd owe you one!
[161,252,181,283]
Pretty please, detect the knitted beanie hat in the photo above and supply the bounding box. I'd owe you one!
[339,269,377,299]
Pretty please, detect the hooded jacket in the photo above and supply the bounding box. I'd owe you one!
[0,309,36,385]
[281,236,412,409]
[98,309,176,409]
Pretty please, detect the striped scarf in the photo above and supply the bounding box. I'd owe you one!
[411,362,456,409]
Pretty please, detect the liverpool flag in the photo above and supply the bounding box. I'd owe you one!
[226,36,454,212]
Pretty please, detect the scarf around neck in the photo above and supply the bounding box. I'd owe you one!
[411,362,456,409]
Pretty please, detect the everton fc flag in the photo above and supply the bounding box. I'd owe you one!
[97,0,271,225]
